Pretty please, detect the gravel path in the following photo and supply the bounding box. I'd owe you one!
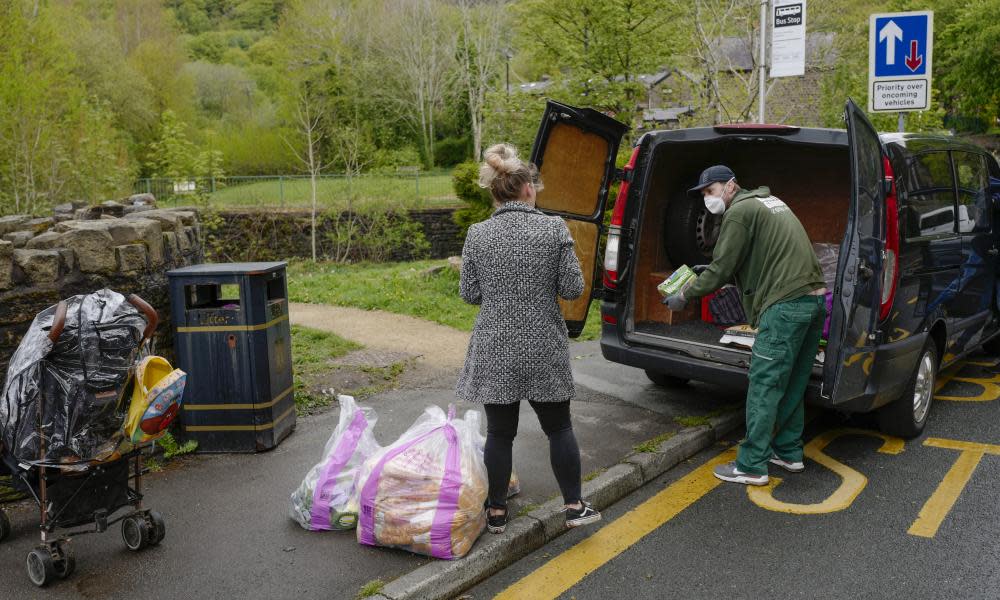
[289,302,471,370]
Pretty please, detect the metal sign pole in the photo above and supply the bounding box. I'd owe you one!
[759,0,768,123]
[898,112,905,132]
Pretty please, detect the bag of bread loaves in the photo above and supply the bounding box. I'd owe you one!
[356,404,487,559]
[290,395,381,531]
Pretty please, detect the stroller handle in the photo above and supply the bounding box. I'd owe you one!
[48,301,68,343]
[127,294,159,341]
[47,294,159,344]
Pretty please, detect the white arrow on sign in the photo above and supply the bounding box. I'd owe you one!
[879,19,903,65]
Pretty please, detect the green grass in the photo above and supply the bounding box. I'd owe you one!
[633,431,677,453]
[286,259,604,341]
[196,172,458,211]
[291,324,363,412]
[357,579,386,599]
[673,403,743,428]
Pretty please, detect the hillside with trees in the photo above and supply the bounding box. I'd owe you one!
[0,0,997,215]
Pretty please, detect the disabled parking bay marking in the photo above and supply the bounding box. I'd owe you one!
[935,362,1000,402]
[747,428,904,514]
[908,438,1000,538]
[494,447,737,600]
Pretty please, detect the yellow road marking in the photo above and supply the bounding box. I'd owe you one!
[909,438,1000,538]
[748,428,903,514]
[495,448,737,600]
[964,358,1000,367]
[935,370,1000,402]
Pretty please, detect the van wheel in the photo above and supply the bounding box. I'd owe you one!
[645,370,689,387]
[878,339,938,438]
[665,193,720,267]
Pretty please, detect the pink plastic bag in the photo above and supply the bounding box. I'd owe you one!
[356,405,487,559]
[289,395,381,531]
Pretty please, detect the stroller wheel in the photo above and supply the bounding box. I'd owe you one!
[26,547,55,587]
[146,510,166,546]
[0,510,10,542]
[53,541,75,579]
[122,515,149,551]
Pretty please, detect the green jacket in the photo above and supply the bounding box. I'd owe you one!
[686,186,825,327]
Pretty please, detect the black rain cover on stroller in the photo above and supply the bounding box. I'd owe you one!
[0,290,148,469]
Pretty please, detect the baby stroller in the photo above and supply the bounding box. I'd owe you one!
[0,290,166,587]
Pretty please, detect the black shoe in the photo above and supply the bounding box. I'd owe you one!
[487,507,509,534]
[565,501,601,529]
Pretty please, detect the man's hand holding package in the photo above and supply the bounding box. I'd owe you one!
[662,291,688,312]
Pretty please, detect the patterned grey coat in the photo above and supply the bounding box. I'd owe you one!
[456,201,584,405]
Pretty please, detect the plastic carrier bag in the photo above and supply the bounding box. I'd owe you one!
[356,405,487,559]
[290,395,380,531]
[0,289,147,468]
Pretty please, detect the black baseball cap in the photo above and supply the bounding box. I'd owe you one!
[688,165,736,197]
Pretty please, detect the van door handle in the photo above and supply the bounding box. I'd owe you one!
[989,248,999,256]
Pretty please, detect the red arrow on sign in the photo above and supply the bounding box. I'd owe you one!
[905,40,923,72]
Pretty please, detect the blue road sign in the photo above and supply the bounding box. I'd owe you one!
[873,14,929,77]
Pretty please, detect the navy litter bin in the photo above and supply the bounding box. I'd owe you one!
[167,262,295,452]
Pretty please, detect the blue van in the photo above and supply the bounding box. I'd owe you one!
[530,99,1000,437]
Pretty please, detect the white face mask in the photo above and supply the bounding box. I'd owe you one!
[703,179,733,215]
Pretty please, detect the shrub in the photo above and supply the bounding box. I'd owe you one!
[434,136,471,167]
[451,161,493,238]
[326,206,431,263]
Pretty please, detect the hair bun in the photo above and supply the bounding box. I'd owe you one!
[479,143,520,188]
[486,152,507,173]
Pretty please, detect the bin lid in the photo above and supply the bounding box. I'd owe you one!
[167,262,287,277]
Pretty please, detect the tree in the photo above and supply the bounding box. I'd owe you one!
[455,0,511,160]
[374,0,458,168]
[679,0,769,124]
[514,0,685,126]
[283,83,332,261]
[938,0,1000,127]
[0,1,132,214]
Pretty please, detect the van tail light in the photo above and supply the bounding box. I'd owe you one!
[880,156,899,321]
[603,146,641,290]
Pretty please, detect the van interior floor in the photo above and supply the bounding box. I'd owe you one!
[634,319,743,347]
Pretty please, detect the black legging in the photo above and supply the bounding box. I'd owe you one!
[483,401,582,509]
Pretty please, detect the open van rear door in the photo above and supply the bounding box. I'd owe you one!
[530,100,629,337]
[823,99,887,402]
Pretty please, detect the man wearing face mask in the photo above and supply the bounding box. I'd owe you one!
[662,164,826,487]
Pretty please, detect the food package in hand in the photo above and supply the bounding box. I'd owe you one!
[356,405,487,559]
[657,265,696,297]
[290,395,381,531]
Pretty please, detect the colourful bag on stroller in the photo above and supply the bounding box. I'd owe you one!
[123,356,186,444]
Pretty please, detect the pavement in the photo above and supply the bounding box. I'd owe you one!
[0,340,744,599]
[468,355,1000,600]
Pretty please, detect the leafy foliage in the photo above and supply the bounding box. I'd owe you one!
[451,160,494,237]
[2,0,997,219]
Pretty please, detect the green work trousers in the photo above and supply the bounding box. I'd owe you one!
[736,294,826,475]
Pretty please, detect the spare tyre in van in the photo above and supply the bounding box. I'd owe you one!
[664,191,721,267]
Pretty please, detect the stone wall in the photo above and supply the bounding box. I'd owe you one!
[206,207,464,263]
[0,202,203,379]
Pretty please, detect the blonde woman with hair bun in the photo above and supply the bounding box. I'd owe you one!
[456,143,602,535]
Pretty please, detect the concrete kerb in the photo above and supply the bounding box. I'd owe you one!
[377,413,743,600]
